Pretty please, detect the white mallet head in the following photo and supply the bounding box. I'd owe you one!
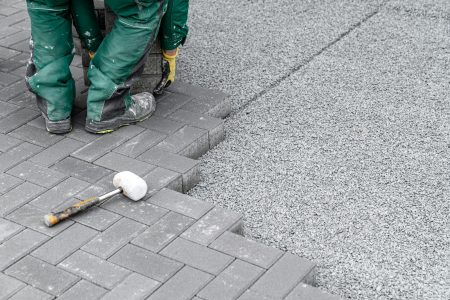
[113,171,148,201]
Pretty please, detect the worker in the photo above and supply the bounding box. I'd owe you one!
[25,0,166,134]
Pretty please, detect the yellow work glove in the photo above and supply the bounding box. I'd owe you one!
[153,48,179,95]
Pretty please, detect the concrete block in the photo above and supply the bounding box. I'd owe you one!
[0,100,20,116]
[71,206,121,231]
[198,260,265,300]
[132,211,194,253]
[0,108,39,133]
[285,283,341,300]
[250,253,316,299]
[94,152,156,176]
[0,182,45,217]
[5,255,79,296]
[51,157,112,183]
[30,138,84,167]
[0,229,48,271]
[0,172,22,193]
[32,223,98,265]
[131,74,160,94]
[82,217,145,259]
[113,129,166,158]
[153,93,194,118]
[59,250,130,289]
[0,142,43,172]
[209,231,283,269]
[9,285,53,300]
[180,96,231,119]
[101,273,160,300]
[7,161,68,188]
[76,173,115,199]
[0,45,20,60]
[139,115,184,134]
[0,77,27,100]
[142,167,183,197]
[149,188,213,219]
[143,54,162,74]
[0,273,26,299]
[58,280,107,300]
[0,132,21,151]
[160,238,234,275]
[238,290,273,300]
[147,266,213,300]
[109,244,183,282]
[181,207,242,246]
[155,125,209,159]
[0,218,23,243]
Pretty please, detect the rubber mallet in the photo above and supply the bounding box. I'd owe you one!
[44,171,147,227]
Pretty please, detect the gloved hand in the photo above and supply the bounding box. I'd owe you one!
[153,48,178,95]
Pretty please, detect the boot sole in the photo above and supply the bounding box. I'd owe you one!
[85,113,152,134]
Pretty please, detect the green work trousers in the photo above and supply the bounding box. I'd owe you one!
[160,0,189,51]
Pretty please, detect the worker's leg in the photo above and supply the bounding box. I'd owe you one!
[85,0,166,133]
[70,0,103,53]
[25,0,75,133]
[153,0,189,95]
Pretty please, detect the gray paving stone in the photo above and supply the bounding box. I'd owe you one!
[101,273,160,300]
[0,229,48,271]
[29,177,90,211]
[113,129,166,158]
[29,138,84,167]
[5,255,79,296]
[180,92,231,119]
[131,211,194,253]
[147,266,213,300]
[8,285,54,300]
[149,188,213,219]
[9,125,63,148]
[58,280,107,300]
[82,217,145,259]
[142,167,183,196]
[108,244,183,282]
[32,223,98,265]
[76,173,115,199]
[285,283,341,300]
[238,290,274,300]
[156,125,209,159]
[51,157,112,183]
[0,5,20,16]
[181,207,242,246]
[94,152,156,176]
[0,100,20,116]
[250,253,316,299]
[0,77,27,100]
[102,194,168,226]
[0,108,39,133]
[0,172,22,193]
[59,250,130,289]
[0,58,23,73]
[0,45,20,60]
[0,218,23,243]
[0,142,42,172]
[139,115,184,134]
[160,237,233,275]
[198,260,265,300]
[64,123,98,143]
[0,132,21,151]
[153,92,193,118]
[0,29,29,47]
[8,91,38,110]
[0,70,20,86]
[0,182,45,217]
[6,204,74,237]
[7,161,68,188]
[71,206,121,231]
[0,273,25,299]
[0,10,28,27]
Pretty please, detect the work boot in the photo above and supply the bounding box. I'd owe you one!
[153,49,178,95]
[85,92,156,134]
[35,95,72,134]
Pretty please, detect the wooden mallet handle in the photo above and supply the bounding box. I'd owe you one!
[44,197,100,227]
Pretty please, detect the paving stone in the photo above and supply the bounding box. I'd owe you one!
[153,92,193,117]
[58,280,107,300]
[0,70,20,86]
[102,194,168,226]
[168,109,225,148]
[156,125,209,159]
[101,273,160,300]
[82,217,145,259]
[76,173,115,199]
[180,92,231,119]
[64,123,99,144]
[149,188,213,219]
[71,126,144,162]
[6,204,74,237]
[0,5,20,16]
[238,290,274,300]
[210,232,283,269]
[71,206,121,231]
[0,229,48,271]
[10,65,26,77]
[132,211,194,253]
[51,157,112,184]
[0,273,25,299]
[285,283,341,300]
[29,177,90,211]
[198,260,265,300]
[0,45,20,60]
[94,152,156,176]
[59,250,130,289]
[9,124,64,147]
[250,253,316,299]
[8,91,38,110]
[181,207,242,246]
[142,167,183,196]
[29,138,84,167]
[0,58,23,73]
[0,132,21,151]
[0,218,23,243]
[147,266,213,300]
[0,29,29,47]
[0,76,27,100]
[0,10,28,27]
[5,255,79,296]
[113,129,166,158]
[0,108,39,133]
[160,238,233,275]
[8,285,54,300]
[139,115,184,134]
[32,223,98,265]
[0,172,22,193]
[7,161,68,188]
[0,182,45,217]
[109,244,183,282]
[0,99,20,116]
[0,142,42,172]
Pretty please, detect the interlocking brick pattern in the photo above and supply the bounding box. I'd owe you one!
[0,1,339,299]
